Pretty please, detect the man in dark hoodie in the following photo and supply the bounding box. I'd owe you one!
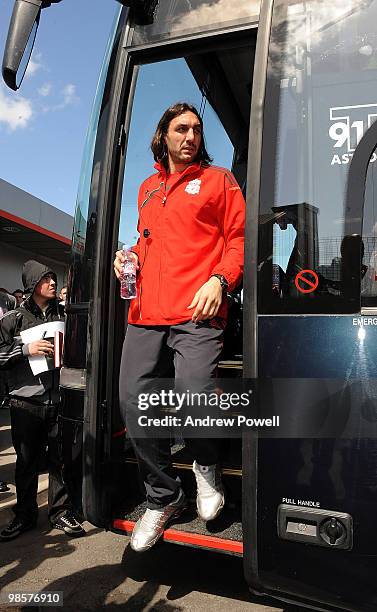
[0,260,85,540]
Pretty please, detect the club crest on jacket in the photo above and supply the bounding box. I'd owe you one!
[185,179,201,195]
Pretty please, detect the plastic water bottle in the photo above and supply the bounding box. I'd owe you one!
[120,244,137,300]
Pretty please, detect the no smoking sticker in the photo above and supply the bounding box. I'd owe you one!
[295,269,319,294]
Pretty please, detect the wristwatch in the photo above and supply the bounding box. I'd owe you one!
[211,274,229,291]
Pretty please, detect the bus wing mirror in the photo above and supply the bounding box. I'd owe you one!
[2,0,42,90]
[2,0,62,91]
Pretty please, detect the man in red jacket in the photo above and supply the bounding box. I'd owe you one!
[114,102,245,552]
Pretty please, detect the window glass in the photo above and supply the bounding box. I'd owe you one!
[132,0,260,46]
[258,0,377,314]
[118,44,253,248]
[362,147,377,307]
[72,10,121,256]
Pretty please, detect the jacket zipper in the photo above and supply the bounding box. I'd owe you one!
[138,181,166,320]
[140,182,164,209]
[138,166,196,321]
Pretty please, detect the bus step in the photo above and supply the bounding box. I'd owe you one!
[113,500,243,554]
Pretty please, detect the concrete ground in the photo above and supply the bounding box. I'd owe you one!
[0,406,297,612]
[0,511,294,612]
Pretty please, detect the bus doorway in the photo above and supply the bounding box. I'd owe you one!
[101,38,255,554]
[53,1,258,554]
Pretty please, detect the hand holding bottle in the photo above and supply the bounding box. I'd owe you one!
[119,244,137,300]
[113,249,139,279]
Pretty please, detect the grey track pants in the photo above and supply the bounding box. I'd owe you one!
[119,320,224,509]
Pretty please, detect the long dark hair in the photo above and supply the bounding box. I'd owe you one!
[151,102,213,169]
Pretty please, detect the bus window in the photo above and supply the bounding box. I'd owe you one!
[362,146,377,307]
[72,11,120,259]
[69,10,122,305]
[258,0,377,314]
[132,0,260,46]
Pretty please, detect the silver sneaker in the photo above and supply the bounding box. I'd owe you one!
[130,489,186,552]
[193,461,225,521]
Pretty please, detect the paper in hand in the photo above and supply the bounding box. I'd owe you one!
[21,321,65,375]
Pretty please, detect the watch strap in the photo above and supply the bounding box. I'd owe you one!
[211,274,229,290]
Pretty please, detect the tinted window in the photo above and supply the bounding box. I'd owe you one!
[132,0,260,46]
[362,146,377,307]
[258,0,377,314]
[72,11,121,258]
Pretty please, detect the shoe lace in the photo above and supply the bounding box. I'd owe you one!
[62,512,79,528]
[9,517,22,529]
[140,508,166,531]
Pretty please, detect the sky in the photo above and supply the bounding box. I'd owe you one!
[0,0,118,217]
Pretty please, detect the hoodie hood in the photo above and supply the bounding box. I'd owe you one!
[22,260,57,296]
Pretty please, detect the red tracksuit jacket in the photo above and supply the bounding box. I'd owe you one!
[128,161,245,326]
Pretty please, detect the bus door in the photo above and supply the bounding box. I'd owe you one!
[243,0,377,610]
[80,1,260,552]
